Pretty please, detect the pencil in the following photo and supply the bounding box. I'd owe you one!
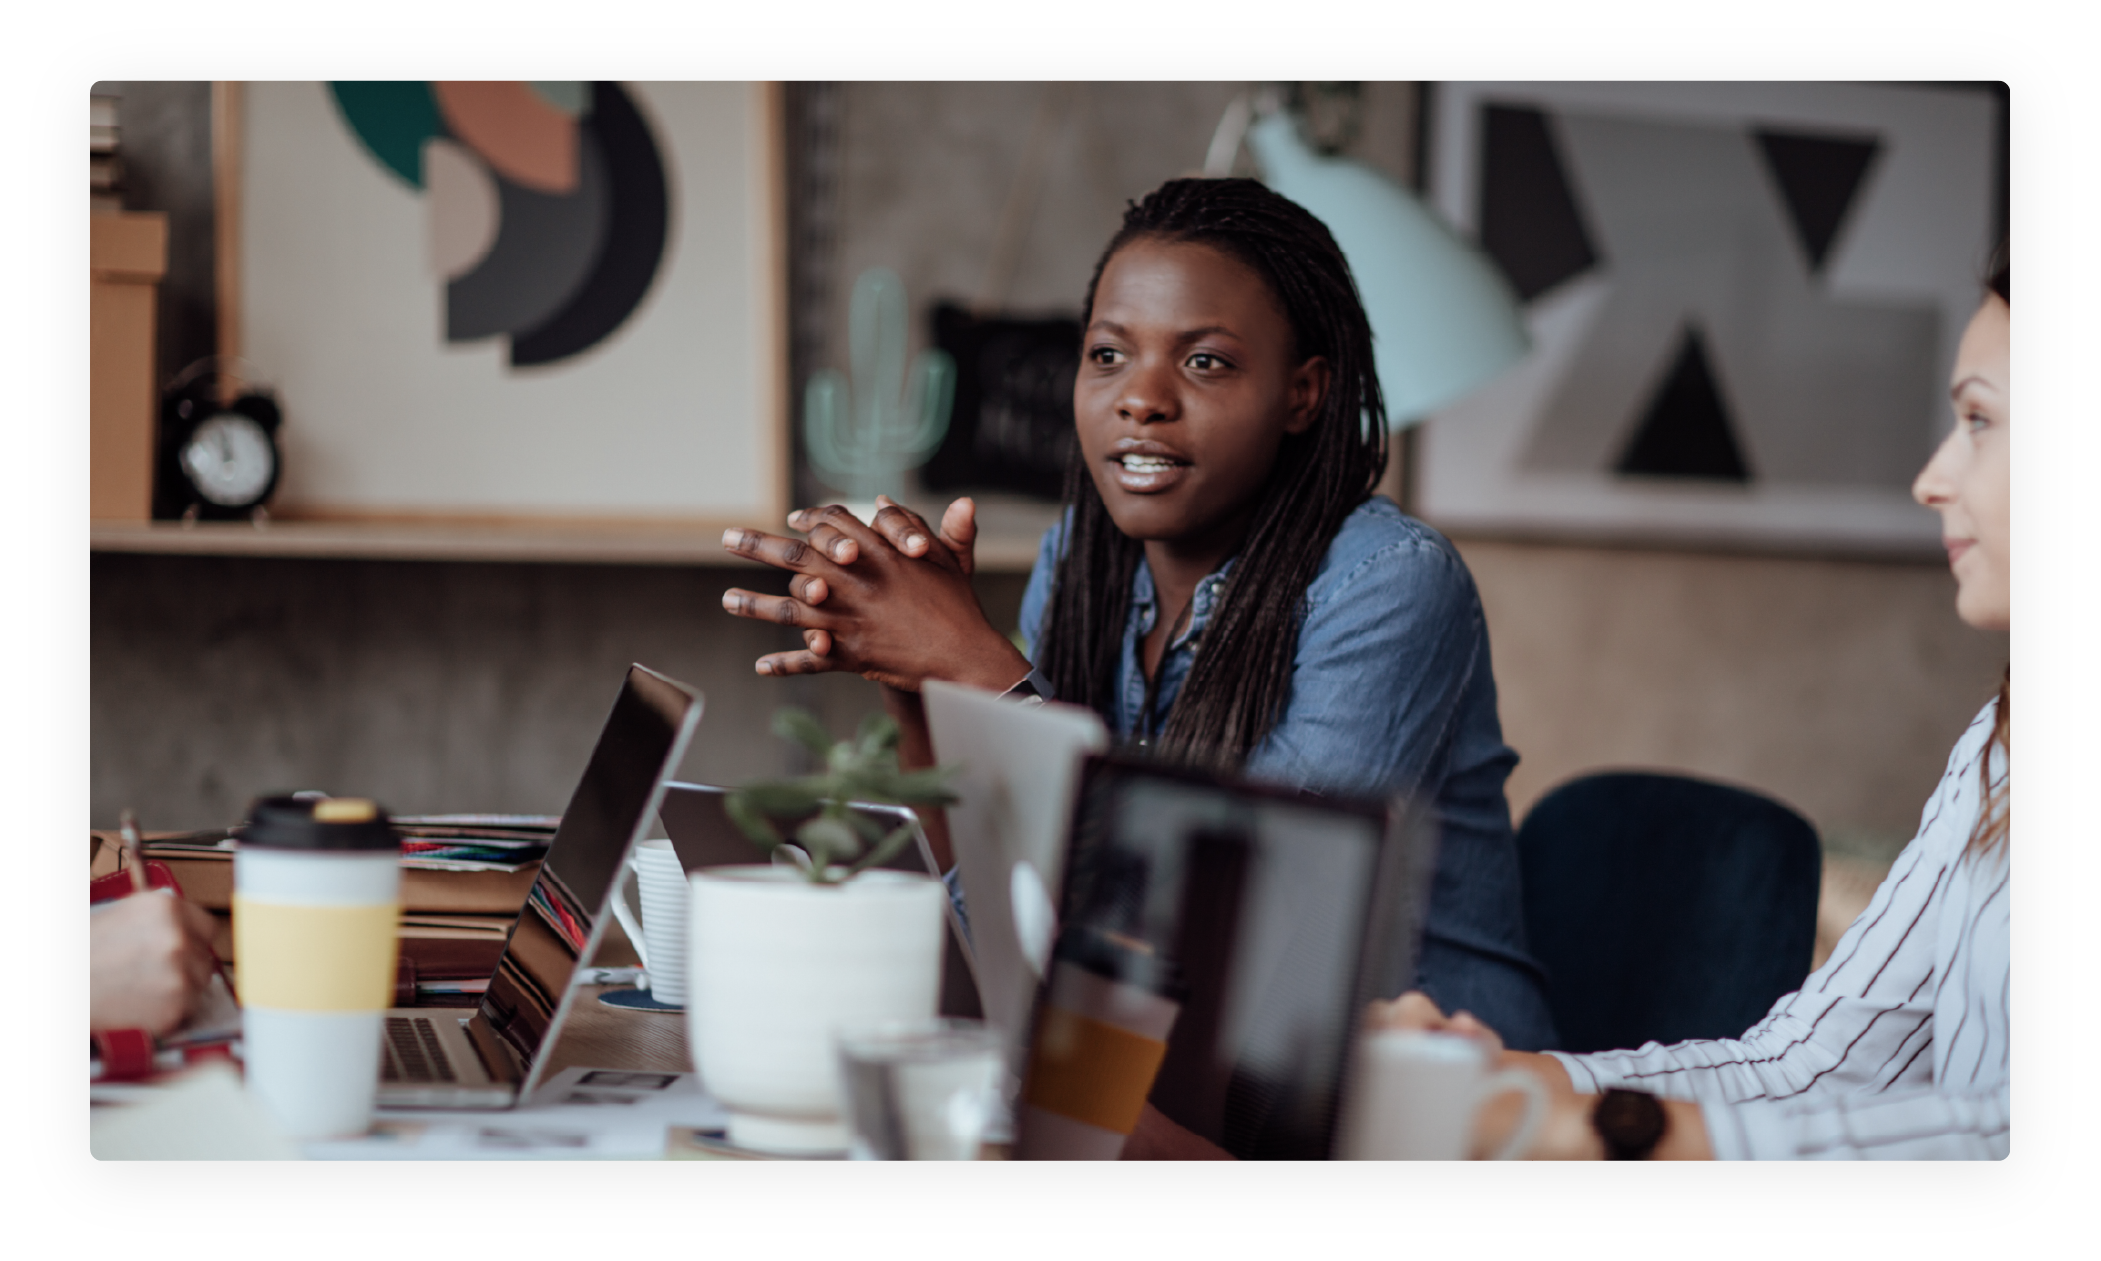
[119,808,150,894]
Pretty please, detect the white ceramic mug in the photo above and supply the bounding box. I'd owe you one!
[608,839,689,1006]
[1339,1030,1550,1160]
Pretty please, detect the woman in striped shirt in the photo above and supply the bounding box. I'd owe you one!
[1372,263,2011,1160]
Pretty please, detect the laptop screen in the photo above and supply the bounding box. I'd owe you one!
[476,665,702,1090]
[1012,755,1433,1160]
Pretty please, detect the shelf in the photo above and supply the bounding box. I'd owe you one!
[89,502,1058,574]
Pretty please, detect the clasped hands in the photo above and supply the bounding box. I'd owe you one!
[720,495,1030,695]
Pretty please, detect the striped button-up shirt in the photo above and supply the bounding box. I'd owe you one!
[1548,700,2009,1159]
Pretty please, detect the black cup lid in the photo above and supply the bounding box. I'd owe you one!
[237,795,400,852]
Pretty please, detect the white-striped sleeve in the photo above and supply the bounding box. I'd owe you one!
[1707,1083,2009,1160]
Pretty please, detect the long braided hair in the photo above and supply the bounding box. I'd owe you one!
[1036,178,1388,769]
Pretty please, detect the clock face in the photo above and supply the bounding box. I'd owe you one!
[180,411,277,507]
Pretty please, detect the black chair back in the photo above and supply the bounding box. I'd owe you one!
[1516,772,1821,1055]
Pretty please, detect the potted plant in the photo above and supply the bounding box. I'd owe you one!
[686,708,957,1155]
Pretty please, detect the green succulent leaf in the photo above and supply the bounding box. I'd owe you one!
[846,821,920,879]
[887,767,959,805]
[735,781,829,817]
[856,711,900,756]
[723,792,782,852]
[772,708,837,760]
[795,814,864,865]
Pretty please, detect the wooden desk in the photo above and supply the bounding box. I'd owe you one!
[539,985,690,1077]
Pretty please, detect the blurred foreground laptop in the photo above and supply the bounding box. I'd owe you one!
[656,782,984,1019]
[377,663,702,1109]
[921,679,1109,1077]
[1011,755,1437,1160]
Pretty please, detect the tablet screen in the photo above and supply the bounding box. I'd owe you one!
[1012,755,1431,1160]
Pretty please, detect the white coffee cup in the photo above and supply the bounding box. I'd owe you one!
[1339,1030,1550,1160]
[609,839,689,1006]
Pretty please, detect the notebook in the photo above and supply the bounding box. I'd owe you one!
[377,663,703,1109]
[1011,754,1438,1160]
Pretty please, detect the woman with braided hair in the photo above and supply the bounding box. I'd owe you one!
[720,177,1557,1056]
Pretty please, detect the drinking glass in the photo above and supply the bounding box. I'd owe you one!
[836,1018,1003,1160]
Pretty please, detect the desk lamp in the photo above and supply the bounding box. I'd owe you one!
[1218,96,1529,427]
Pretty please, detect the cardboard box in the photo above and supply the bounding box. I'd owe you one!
[90,213,167,521]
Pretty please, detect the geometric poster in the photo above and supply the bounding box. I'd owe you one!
[1417,82,2001,555]
[240,82,785,524]
[330,82,668,368]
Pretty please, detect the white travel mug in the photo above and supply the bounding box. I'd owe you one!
[234,795,401,1139]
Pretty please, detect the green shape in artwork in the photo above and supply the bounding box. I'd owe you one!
[528,81,591,118]
[329,81,444,188]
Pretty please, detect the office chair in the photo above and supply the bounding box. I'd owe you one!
[1516,772,1822,1056]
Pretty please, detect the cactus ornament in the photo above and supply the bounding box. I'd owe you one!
[804,267,955,502]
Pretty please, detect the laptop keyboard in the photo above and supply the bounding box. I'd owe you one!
[383,1015,457,1084]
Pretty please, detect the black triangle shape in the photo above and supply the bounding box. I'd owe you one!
[1754,129,1882,273]
[1479,104,1600,302]
[1616,326,1751,483]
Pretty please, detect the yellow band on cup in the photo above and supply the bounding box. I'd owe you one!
[233,897,400,1011]
[1020,1006,1169,1136]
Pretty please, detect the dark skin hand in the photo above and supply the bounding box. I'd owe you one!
[719,497,1027,694]
[720,496,1022,872]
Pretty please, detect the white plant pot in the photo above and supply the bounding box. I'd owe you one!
[687,865,944,1155]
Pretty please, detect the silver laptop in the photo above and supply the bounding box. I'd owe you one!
[377,663,703,1109]
[920,679,1109,1077]
[655,781,985,1020]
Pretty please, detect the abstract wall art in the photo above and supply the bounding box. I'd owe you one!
[237,81,785,526]
[329,82,668,367]
[1416,82,2003,555]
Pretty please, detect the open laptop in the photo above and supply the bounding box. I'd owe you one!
[656,781,984,1020]
[1011,754,1437,1160]
[921,679,1109,1076]
[377,663,703,1109]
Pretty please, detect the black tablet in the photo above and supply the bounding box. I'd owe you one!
[1012,754,1437,1160]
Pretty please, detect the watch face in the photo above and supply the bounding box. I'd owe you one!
[181,411,276,507]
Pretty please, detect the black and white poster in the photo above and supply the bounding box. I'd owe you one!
[1417,82,2003,554]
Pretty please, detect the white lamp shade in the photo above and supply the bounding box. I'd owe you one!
[1247,112,1529,428]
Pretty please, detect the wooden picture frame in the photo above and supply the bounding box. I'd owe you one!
[222,81,788,537]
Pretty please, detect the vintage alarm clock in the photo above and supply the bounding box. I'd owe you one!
[155,358,283,521]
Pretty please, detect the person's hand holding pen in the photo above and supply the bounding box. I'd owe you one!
[90,812,222,1036]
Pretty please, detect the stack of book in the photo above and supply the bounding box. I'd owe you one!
[116,813,555,921]
[91,92,121,213]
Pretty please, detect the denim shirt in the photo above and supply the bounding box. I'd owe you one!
[1018,497,1558,1051]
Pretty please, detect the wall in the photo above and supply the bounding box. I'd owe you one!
[1460,538,2005,852]
[93,81,2007,876]
[97,81,217,388]
[90,552,1028,828]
